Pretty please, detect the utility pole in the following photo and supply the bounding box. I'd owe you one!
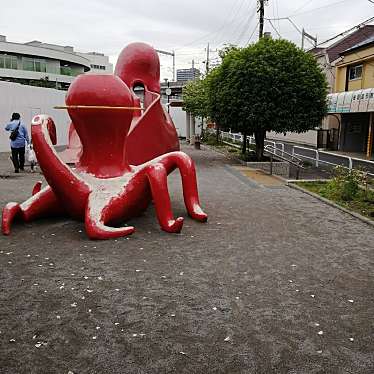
[301,28,317,50]
[172,51,175,81]
[258,0,265,39]
[206,42,210,74]
[192,59,195,80]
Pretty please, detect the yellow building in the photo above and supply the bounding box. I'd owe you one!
[335,38,374,93]
[332,36,374,159]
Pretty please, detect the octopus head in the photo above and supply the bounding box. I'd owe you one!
[66,74,135,177]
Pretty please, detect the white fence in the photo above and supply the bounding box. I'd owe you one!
[212,129,374,177]
[220,130,285,156]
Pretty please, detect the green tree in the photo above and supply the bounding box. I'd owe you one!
[207,38,328,159]
[182,79,208,118]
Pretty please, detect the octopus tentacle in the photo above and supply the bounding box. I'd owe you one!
[158,152,208,222]
[31,115,89,218]
[145,163,184,233]
[2,203,22,235]
[32,181,43,196]
[1,186,65,235]
[84,194,135,240]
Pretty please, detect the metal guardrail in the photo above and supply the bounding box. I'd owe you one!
[292,146,374,177]
[212,129,374,178]
[265,144,303,164]
[264,144,304,180]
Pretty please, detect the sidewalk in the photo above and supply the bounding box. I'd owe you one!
[0,144,373,373]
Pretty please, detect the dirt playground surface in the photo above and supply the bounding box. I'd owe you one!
[0,145,373,374]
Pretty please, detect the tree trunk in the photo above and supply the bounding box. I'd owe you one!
[215,123,220,144]
[200,117,205,139]
[241,131,247,154]
[254,129,265,161]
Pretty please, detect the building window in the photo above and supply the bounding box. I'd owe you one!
[349,65,363,81]
[0,54,17,69]
[90,64,106,70]
[22,57,46,72]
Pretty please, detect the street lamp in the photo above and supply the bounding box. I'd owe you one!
[165,79,172,113]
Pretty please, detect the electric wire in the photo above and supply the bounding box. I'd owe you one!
[245,21,260,45]
[291,0,354,18]
[267,19,282,38]
[290,0,314,16]
[174,0,246,50]
[211,0,250,45]
[233,3,258,46]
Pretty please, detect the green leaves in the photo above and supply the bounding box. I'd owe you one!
[183,38,328,159]
[182,79,209,118]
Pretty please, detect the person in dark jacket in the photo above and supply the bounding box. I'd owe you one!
[4,113,30,173]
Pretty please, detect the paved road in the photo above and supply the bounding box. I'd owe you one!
[0,145,373,373]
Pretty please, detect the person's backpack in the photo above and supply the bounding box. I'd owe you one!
[9,121,21,141]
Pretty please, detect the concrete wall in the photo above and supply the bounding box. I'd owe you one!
[315,52,335,93]
[245,161,290,178]
[0,81,70,152]
[266,130,318,147]
[0,67,75,84]
[167,106,202,138]
[168,106,186,137]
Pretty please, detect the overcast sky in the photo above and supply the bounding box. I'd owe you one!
[1,0,373,80]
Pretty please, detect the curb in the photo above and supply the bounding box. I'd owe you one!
[287,178,331,183]
[288,182,374,228]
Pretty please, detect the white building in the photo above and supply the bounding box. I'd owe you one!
[0,35,112,90]
[78,51,113,74]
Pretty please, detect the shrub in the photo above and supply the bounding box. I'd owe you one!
[322,166,364,201]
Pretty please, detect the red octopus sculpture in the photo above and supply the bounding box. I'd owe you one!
[59,42,180,165]
[1,44,207,240]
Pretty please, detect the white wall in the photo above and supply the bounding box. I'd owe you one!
[0,68,75,84]
[169,106,186,137]
[168,106,202,138]
[266,130,318,147]
[0,81,70,152]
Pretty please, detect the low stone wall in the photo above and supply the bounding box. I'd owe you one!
[245,161,290,178]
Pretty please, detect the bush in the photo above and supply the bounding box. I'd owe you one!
[202,132,223,146]
[321,166,364,201]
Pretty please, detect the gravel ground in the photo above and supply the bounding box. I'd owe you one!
[0,145,373,374]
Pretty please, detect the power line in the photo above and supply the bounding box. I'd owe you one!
[290,0,314,16]
[275,0,280,33]
[267,19,282,38]
[233,4,258,45]
[174,0,247,50]
[211,0,250,45]
[316,16,374,47]
[245,21,259,45]
[291,0,353,17]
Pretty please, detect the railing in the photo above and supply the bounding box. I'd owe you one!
[293,146,374,177]
[221,131,285,156]
[265,144,304,164]
[209,129,374,178]
[264,144,304,179]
